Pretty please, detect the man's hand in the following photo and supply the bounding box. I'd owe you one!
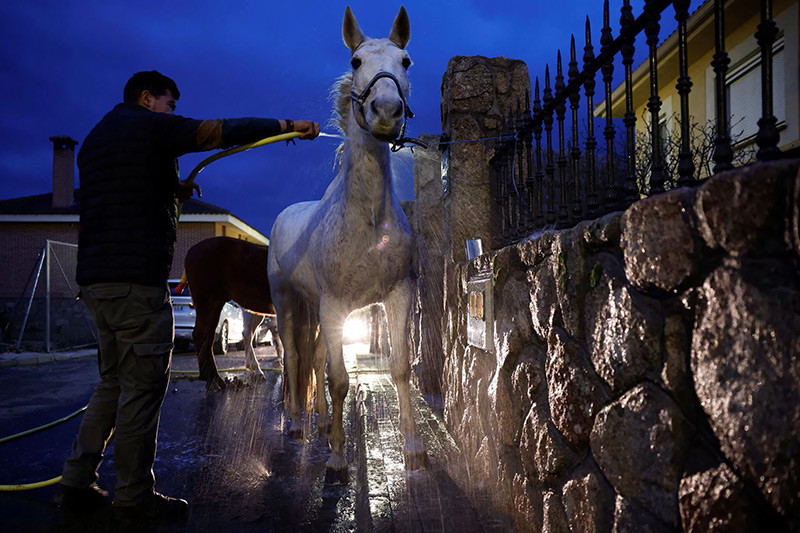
[285,120,320,140]
[176,179,202,201]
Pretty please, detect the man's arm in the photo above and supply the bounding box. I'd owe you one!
[152,114,319,155]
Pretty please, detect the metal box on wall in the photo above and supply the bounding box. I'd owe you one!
[467,271,493,351]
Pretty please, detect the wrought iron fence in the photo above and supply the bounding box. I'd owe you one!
[491,0,784,247]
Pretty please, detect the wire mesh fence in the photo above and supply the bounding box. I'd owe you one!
[9,240,96,352]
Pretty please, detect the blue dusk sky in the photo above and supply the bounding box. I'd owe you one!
[0,1,699,236]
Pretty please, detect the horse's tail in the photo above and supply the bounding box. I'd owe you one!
[284,299,317,416]
[174,269,188,295]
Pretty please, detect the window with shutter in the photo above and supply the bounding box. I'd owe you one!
[726,41,786,142]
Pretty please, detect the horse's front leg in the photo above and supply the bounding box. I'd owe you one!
[319,297,349,483]
[384,278,429,470]
[193,300,227,392]
[276,303,304,440]
[313,333,330,436]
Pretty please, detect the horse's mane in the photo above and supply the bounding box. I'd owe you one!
[328,71,352,168]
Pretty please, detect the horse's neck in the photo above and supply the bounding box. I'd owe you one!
[340,120,393,219]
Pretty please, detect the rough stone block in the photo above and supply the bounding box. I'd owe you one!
[679,462,761,533]
[694,159,798,256]
[511,344,546,415]
[590,382,690,527]
[512,473,543,533]
[553,230,588,340]
[661,313,692,406]
[621,187,697,292]
[613,494,672,533]
[691,262,800,528]
[528,258,558,340]
[489,368,521,447]
[546,328,609,449]
[584,255,663,392]
[561,463,615,533]
[542,489,570,533]
[580,211,622,249]
[520,401,577,482]
[493,269,534,370]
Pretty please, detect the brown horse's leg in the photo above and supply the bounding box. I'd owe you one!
[192,298,226,390]
[242,311,265,380]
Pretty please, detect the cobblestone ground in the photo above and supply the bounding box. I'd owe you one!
[0,344,512,532]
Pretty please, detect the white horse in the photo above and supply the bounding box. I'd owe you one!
[268,6,428,483]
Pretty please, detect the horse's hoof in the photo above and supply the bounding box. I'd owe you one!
[403,449,430,471]
[205,376,227,393]
[324,467,349,485]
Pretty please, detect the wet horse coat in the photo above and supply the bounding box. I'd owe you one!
[268,6,427,481]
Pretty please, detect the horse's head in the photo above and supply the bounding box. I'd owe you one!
[343,6,412,143]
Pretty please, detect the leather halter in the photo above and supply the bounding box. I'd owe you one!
[350,71,413,129]
[349,71,427,151]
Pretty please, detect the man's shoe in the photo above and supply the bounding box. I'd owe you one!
[54,482,110,512]
[114,491,189,524]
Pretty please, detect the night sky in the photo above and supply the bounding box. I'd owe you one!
[0,1,697,236]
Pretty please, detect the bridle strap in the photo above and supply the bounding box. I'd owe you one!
[350,70,427,152]
[350,71,414,120]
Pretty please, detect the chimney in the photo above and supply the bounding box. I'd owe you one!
[49,135,78,208]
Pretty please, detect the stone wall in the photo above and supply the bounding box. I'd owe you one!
[438,159,800,532]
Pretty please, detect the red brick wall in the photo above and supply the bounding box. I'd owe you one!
[0,221,225,297]
[171,223,217,280]
[0,222,79,298]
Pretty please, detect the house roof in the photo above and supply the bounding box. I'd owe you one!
[0,188,269,244]
[0,189,230,216]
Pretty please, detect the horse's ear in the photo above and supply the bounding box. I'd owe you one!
[389,6,410,49]
[342,6,365,53]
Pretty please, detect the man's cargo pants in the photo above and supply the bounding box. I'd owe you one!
[61,282,173,506]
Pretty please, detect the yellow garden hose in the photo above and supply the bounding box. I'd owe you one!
[186,131,303,184]
[171,366,281,375]
[0,476,62,491]
[178,131,303,218]
[0,405,87,445]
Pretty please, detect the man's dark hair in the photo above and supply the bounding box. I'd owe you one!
[123,70,181,104]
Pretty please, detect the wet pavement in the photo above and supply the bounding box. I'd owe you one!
[0,345,512,532]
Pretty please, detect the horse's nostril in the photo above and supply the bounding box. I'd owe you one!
[370,100,380,115]
[391,101,403,118]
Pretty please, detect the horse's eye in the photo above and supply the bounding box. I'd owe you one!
[402,57,411,69]
[351,57,362,70]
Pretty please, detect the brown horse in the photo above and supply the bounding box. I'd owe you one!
[183,236,282,390]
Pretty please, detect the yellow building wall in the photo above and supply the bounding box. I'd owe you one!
[629,0,798,170]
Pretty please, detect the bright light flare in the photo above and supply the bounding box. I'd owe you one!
[342,314,369,343]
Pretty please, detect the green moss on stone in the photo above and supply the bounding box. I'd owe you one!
[589,263,603,289]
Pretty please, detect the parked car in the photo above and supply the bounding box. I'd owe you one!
[168,279,244,354]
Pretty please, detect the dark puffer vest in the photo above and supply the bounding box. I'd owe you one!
[76,103,204,287]
[76,103,282,287]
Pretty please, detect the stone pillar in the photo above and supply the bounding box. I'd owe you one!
[440,56,530,262]
[410,133,445,395]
